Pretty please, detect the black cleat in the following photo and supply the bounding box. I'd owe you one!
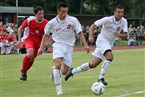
[65,68,73,81]
[98,78,108,86]
[20,74,27,81]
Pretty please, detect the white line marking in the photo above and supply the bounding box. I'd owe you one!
[114,90,145,97]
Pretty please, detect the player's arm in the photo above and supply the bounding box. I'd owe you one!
[114,19,128,39]
[73,17,90,53]
[89,23,95,43]
[17,26,23,42]
[38,34,51,54]
[15,26,24,48]
[114,32,128,39]
[44,34,52,49]
[89,17,108,43]
[38,22,52,55]
[16,19,28,47]
[78,32,90,53]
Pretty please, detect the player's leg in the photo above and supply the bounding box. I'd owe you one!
[97,38,113,85]
[61,63,70,75]
[98,50,113,85]
[53,58,63,95]
[20,41,35,81]
[51,43,65,95]
[65,48,103,81]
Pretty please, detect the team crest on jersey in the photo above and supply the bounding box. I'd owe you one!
[35,30,39,34]
[117,26,120,31]
[67,24,71,29]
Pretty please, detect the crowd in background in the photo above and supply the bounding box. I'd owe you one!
[0,20,145,55]
[0,21,19,55]
[128,24,145,46]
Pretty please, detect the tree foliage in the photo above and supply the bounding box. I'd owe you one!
[1,0,145,18]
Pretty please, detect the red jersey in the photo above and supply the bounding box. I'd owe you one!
[21,17,48,45]
[7,35,14,42]
[0,34,7,42]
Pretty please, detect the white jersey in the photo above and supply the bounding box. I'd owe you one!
[44,15,82,46]
[6,26,14,35]
[94,15,128,45]
[21,27,29,42]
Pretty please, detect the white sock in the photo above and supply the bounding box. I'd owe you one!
[53,68,62,86]
[72,62,90,74]
[0,43,4,47]
[99,60,111,79]
[6,46,12,54]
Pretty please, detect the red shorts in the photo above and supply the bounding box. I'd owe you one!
[20,42,25,49]
[25,39,40,57]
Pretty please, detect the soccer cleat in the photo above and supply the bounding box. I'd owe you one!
[20,74,27,81]
[50,66,55,81]
[56,85,63,95]
[98,78,108,86]
[64,68,73,81]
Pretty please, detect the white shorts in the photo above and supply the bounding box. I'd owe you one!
[92,37,113,60]
[0,42,4,47]
[52,42,73,67]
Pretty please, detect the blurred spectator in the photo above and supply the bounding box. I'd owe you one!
[84,25,90,45]
[128,24,134,39]
[6,23,15,35]
[128,36,138,46]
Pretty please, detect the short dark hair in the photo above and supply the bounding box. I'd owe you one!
[57,3,68,10]
[34,6,44,14]
[114,5,124,11]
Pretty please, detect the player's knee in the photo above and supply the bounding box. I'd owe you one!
[106,57,113,61]
[27,53,34,59]
[90,63,97,68]
[62,70,68,75]
[90,58,102,68]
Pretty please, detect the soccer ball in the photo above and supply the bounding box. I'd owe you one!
[91,82,105,95]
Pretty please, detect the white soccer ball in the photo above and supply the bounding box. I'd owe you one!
[91,82,105,95]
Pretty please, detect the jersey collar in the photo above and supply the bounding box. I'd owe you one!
[56,15,68,22]
[113,16,121,24]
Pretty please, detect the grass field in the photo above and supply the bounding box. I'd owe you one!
[0,48,145,97]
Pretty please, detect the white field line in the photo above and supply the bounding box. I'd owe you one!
[113,90,145,97]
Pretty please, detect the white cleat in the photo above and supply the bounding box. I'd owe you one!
[50,66,55,81]
[56,85,63,95]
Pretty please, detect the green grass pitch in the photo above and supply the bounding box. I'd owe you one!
[0,48,144,97]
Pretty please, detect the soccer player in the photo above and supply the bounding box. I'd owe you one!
[65,5,128,86]
[16,6,50,81]
[37,3,90,95]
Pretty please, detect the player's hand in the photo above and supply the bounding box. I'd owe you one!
[84,45,90,54]
[37,48,43,55]
[114,32,120,37]
[89,36,94,43]
[15,41,21,48]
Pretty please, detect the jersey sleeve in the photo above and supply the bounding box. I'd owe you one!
[73,17,82,34]
[122,19,128,33]
[94,17,108,27]
[21,19,28,29]
[44,22,52,35]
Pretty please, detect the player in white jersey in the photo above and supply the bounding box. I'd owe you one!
[65,5,128,86]
[37,3,90,95]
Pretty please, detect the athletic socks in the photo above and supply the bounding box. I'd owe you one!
[99,59,111,79]
[21,55,33,74]
[53,68,62,86]
[72,62,90,74]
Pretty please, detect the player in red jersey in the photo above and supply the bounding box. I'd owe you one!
[16,6,50,81]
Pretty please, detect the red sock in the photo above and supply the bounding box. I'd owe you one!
[21,55,31,74]
[27,61,34,70]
